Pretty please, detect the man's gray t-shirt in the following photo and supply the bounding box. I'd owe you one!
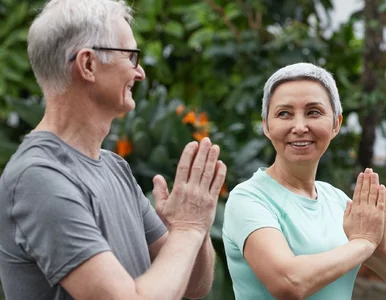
[0,131,167,300]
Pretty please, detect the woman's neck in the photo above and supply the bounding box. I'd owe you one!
[266,159,318,200]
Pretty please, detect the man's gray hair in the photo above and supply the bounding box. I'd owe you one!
[28,0,133,96]
[261,62,342,126]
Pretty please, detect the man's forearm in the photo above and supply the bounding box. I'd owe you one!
[364,254,386,281]
[184,234,215,299]
[135,229,205,300]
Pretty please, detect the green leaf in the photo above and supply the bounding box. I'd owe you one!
[5,97,44,128]
[0,139,18,165]
[0,2,29,39]
[132,131,152,159]
[0,65,23,82]
[143,41,163,66]
[188,27,214,49]
[133,16,156,33]
[163,21,184,39]
[149,144,170,167]
[131,117,148,135]
[2,28,29,47]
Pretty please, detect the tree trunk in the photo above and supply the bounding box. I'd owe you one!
[357,0,383,169]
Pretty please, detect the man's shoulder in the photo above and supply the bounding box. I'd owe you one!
[100,148,127,164]
[1,132,74,190]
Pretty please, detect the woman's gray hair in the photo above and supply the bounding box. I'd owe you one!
[28,0,133,96]
[261,62,342,127]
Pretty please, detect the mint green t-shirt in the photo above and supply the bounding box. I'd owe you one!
[223,168,360,300]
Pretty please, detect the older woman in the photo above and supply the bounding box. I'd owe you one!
[223,63,386,300]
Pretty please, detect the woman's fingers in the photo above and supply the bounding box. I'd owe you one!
[352,172,364,207]
[360,168,372,205]
[369,172,379,206]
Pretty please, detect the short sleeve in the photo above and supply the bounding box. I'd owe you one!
[12,165,111,286]
[223,187,281,255]
[137,186,167,245]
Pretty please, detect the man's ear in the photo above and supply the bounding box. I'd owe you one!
[332,114,343,138]
[74,49,96,83]
[262,119,271,140]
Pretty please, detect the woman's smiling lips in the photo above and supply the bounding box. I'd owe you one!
[289,141,313,147]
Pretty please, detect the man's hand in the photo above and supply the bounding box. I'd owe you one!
[152,137,227,236]
[374,173,386,257]
[344,168,385,250]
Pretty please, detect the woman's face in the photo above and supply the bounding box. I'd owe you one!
[263,80,342,166]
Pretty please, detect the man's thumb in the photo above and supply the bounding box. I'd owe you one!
[152,175,169,206]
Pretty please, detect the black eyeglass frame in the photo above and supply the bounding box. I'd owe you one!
[69,46,141,68]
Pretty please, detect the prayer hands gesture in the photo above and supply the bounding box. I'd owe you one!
[344,168,385,250]
[152,137,227,236]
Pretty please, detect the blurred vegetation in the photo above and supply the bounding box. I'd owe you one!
[1,0,386,299]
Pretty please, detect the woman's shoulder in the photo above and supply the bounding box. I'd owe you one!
[227,167,286,213]
[315,180,350,207]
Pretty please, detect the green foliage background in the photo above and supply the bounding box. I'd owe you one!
[1,0,386,299]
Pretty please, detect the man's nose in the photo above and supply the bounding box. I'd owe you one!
[135,64,146,81]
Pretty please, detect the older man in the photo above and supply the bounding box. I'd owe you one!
[0,0,227,299]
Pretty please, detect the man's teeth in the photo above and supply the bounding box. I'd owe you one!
[292,142,311,146]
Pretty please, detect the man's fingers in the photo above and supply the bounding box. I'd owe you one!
[174,141,198,185]
[199,145,220,191]
[209,161,227,198]
[189,138,212,186]
[378,185,386,210]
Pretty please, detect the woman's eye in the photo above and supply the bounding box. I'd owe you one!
[308,110,322,116]
[278,111,290,117]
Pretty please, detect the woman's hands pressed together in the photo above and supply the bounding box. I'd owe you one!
[344,168,386,250]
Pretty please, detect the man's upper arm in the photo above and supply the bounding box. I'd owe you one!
[136,185,167,245]
[13,165,111,285]
[148,231,168,262]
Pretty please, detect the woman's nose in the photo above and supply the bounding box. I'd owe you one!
[291,116,309,134]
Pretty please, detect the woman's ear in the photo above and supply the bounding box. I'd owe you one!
[262,119,271,140]
[332,114,343,138]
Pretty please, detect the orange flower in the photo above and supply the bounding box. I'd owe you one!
[198,112,209,126]
[176,105,185,116]
[116,137,133,157]
[117,113,127,119]
[192,130,209,141]
[220,183,229,198]
[182,111,197,124]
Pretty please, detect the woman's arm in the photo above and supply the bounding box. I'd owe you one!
[244,169,385,300]
[245,228,375,300]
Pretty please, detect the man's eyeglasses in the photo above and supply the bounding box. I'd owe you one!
[69,47,141,68]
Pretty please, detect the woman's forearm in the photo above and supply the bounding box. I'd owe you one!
[281,239,375,299]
